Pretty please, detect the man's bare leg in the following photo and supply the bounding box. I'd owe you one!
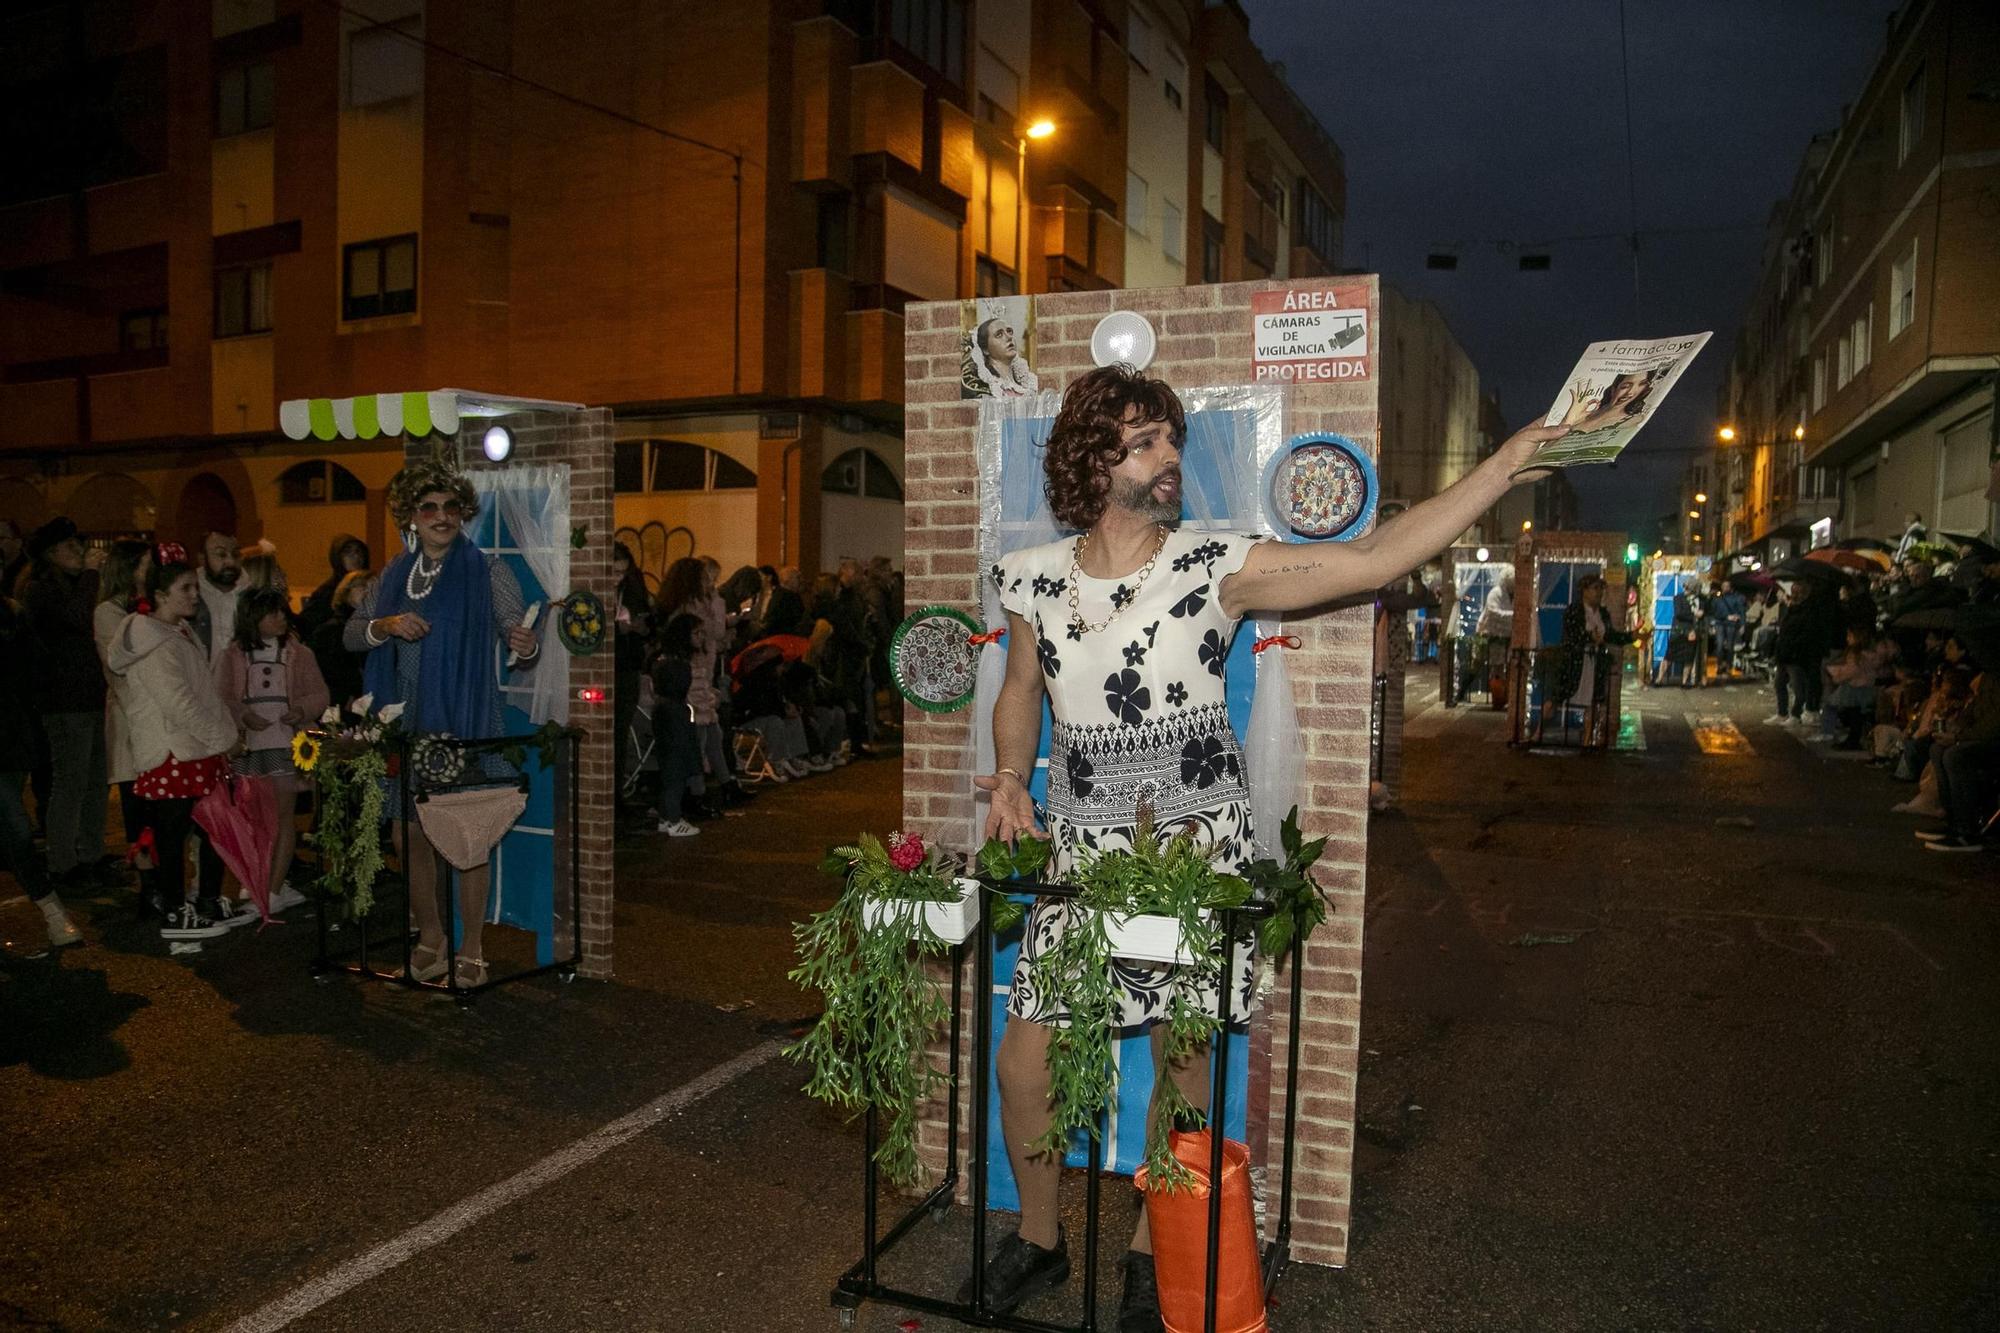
[997,1017,1062,1248]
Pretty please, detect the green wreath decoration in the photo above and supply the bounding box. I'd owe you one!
[557,589,607,655]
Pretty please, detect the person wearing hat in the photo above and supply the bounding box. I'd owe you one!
[22,517,120,891]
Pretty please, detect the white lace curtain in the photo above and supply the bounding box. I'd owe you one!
[472,463,570,725]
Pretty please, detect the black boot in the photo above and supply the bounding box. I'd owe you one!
[956,1228,1069,1315]
[1117,1250,1163,1333]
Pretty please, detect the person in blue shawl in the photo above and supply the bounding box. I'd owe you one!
[345,452,539,985]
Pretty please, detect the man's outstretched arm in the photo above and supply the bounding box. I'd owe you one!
[1220,421,1569,619]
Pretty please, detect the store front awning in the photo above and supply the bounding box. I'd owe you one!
[278,389,585,442]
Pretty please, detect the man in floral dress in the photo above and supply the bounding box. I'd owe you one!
[971,364,1567,1329]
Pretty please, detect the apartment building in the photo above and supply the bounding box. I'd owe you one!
[0,0,1348,584]
[1376,285,1481,524]
[1715,0,1998,563]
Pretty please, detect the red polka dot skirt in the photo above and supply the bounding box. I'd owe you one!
[134,751,230,801]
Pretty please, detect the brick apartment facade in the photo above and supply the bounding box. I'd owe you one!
[0,0,1358,594]
[1714,0,1998,563]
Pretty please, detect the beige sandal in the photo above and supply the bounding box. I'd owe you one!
[449,955,488,988]
[408,943,449,983]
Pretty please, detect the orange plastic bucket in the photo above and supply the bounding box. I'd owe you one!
[1133,1129,1268,1333]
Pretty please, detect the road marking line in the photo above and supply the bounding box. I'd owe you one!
[1684,713,1754,756]
[224,1039,785,1333]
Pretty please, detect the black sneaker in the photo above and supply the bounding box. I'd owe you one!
[957,1228,1070,1314]
[160,904,228,941]
[1118,1249,1163,1332]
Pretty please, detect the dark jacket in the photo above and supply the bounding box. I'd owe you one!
[310,606,366,709]
[298,534,368,639]
[0,599,42,771]
[1776,587,1835,666]
[648,651,700,786]
[755,587,808,640]
[23,565,105,713]
[1554,600,1631,703]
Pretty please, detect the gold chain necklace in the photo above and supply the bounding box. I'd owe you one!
[1067,525,1167,635]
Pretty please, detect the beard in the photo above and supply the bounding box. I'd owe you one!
[206,565,241,589]
[1108,466,1182,524]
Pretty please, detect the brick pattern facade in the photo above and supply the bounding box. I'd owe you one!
[410,407,617,978]
[902,278,1381,1268]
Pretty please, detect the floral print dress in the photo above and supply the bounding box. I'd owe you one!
[992,527,1265,1029]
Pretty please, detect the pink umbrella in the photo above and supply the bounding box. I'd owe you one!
[194,775,280,923]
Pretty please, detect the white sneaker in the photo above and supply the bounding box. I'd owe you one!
[216,896,260,929]
[782,759,811,779]
[1759,714,1787,726]
[656,818,700,838]
[807,756,836,773]
[37,895,82,949]
[268,883,309,914]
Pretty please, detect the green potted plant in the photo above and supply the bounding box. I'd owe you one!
[788,830,1049,1187]
[1026,804,1330,1191]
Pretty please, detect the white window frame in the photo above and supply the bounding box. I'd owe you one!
[1161,200,1183,263]
[1850,305,1871,374]
[1897,64,1924,166]
[1836,332,1852,389]
[1811,354,1827,411]
[1126,170,1148,237]
[1890,238,1918,338]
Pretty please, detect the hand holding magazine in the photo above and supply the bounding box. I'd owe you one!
[1515,332,1712,478]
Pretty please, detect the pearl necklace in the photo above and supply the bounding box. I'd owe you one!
[1067,525,1167,635]
[406,552,445,601]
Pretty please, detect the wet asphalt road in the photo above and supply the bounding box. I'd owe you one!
[2,674,1995,1332]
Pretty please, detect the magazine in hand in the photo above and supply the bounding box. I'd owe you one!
[1519,332,1712,476]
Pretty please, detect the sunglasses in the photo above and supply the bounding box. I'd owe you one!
[414,500,464,518]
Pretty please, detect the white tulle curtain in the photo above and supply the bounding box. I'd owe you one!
[472,463,570,725]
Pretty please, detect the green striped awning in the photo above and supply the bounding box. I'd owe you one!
[277,389,585,442]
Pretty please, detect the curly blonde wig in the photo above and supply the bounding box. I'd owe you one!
[386,450,480,527]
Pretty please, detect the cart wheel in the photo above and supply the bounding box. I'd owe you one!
[835,1308,855,1330]
[930,1198,950,1224]
[559,968,577,984]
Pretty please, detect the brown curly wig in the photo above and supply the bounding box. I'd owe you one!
[386,448,479,527]
[1043,364,1185,531]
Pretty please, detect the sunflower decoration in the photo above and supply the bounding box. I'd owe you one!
[557,589,607,655]
[410,734,466,790]
[291,732,322,774]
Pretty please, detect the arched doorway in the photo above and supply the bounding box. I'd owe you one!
[0,476,49,534]
[67,472,157,536]
[174,473,238,547]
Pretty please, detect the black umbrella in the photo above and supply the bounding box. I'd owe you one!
[1946,606,2000,672]
[1836,536,1896,553]
[1771,556,1844,584]
[1728,570,1775,592]
[1892,607,1964,631]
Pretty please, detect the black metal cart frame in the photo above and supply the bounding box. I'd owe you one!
[831,879,1306,1333]
[310,730,584,1002]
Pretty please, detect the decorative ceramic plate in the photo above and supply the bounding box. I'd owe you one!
[890,606,985,713]
[410,734,466,791]
[557,589,607,654]
[1263,433,1378,542]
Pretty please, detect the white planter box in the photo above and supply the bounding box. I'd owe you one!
[862,877,982,945]
[1104,910,1204,966]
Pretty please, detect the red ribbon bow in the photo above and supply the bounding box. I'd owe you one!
[126,827,156,869]
[967,628,1007,646]
[1253,634,1301,653]
[155,540,187,566]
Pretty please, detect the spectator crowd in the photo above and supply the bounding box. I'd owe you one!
[1,507,906,953]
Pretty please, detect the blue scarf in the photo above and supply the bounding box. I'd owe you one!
[363,536,497,738]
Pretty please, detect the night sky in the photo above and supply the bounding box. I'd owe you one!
[1244,0,1898,534]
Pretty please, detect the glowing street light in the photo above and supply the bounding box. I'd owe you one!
[1694,492,1708,504]
[1793,424,1806,440]
[1718,426,1737,442]
[1522,520,1533,532]
[1689,510,1702,519]
[1025,118,1056,140]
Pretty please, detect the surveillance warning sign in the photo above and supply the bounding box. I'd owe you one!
[1251,285,1372,383]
